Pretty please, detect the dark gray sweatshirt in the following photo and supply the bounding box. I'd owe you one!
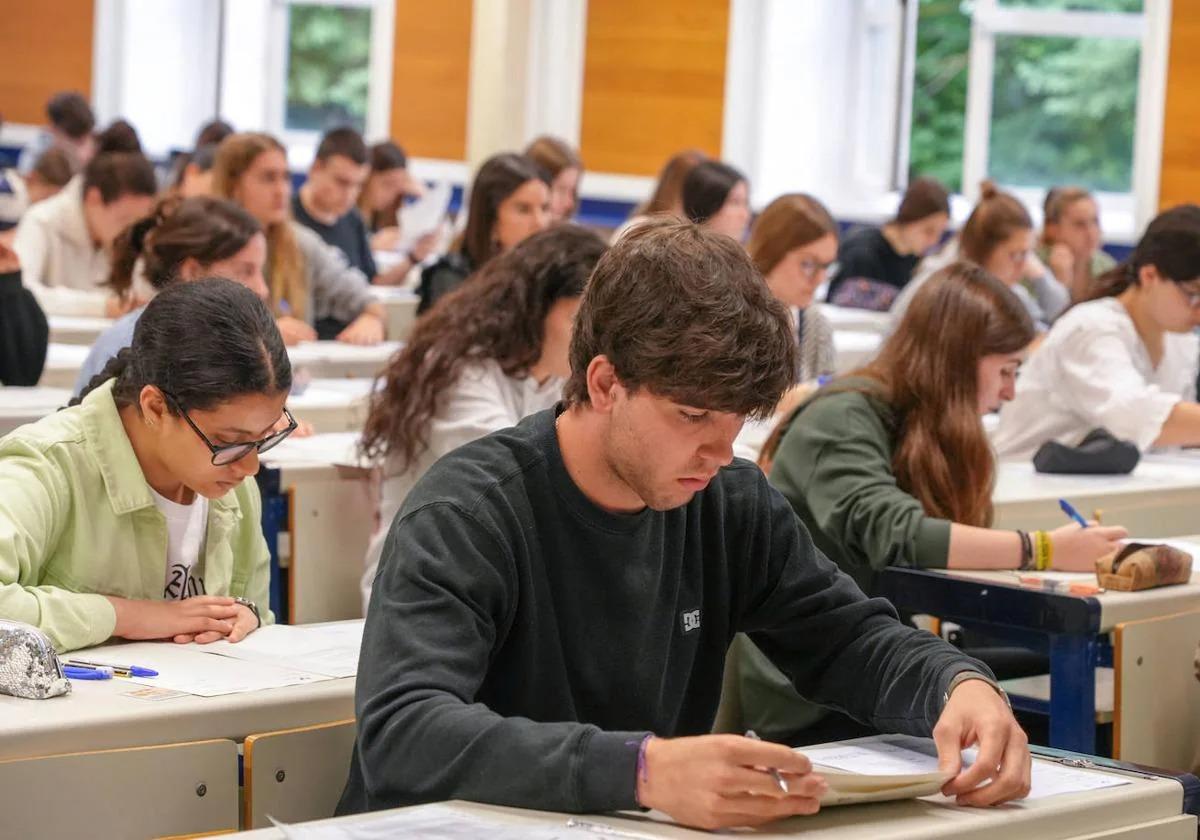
[337,408,988,816]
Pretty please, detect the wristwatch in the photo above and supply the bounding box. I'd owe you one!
[232,596,262,628]
[944,670,1011,709]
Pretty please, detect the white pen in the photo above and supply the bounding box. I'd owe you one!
[745,729,790,793]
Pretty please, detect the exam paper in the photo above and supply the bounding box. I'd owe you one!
[288,341,403,366]
[201,621,363,678]
[275,803,589,839]
[78,641,335,697]
[398,181,452,252]
[801,736,1130,801]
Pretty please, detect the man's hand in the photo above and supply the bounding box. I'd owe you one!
[636,734,827,830]
[935,677,1032,806]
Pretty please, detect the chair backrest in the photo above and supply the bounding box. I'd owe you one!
[243,718,357,829]
[1114,608,1200,771]
[0,738,238,840]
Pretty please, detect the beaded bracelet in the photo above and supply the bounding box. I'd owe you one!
[1017,530,1034,570]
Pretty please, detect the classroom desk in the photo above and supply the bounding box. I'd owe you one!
[260,433,375,624]
[0,386,71,437]
[832,330,882,374]
[229,752,1199,839]
[817,303,891,335]
[47,314,115,345]
[37,342,89,389]
[992,454,1200,537]
[287,340,401,381]
[878,536,1200,755]
[368,286,420,341]
[288,378,375,435]
[0,646,354,763]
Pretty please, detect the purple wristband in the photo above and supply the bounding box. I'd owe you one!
[627,734,653,806]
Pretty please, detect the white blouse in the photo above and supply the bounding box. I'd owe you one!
[360,359,563,612]
[993,297,1199,458]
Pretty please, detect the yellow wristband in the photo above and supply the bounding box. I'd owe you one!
[1033,530,1053,571]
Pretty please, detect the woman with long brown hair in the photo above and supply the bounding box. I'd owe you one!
[610,149,707,242]
[524,135,583,224]
[358,224,607,610]
[721,262,1127,744]
[210,132,386,345]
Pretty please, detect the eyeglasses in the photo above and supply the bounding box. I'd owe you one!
[1178,283,1200,307]
[799,258,836,279]
[163,392,297,466]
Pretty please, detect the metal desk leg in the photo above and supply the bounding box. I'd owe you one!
[1049,633,1098,754]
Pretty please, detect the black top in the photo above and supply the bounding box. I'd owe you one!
[291,193,377,280]
[0,270,48,386]
[827,227,919,299]
[416,250,473,314]
[337,407,988,816]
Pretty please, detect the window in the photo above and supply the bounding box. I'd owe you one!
[284,3,373,133]
[265,0,395,152]
[904,0,1163,232]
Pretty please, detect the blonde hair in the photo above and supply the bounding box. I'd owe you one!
[746,194,838,276]
[210,132,307,320]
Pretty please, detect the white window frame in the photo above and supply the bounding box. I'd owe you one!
[264,0,395,164]
[951,0,1171,241]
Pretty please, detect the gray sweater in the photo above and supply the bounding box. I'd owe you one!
[291,222,376,325]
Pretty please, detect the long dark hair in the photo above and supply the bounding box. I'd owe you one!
[1085,204,1200,301]
[458,153,550,267]
[681,160,745,225]
[361,225,606,467]
[76,279,291,412]
[107,196,262,298]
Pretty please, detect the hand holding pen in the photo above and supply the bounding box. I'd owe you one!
[1037,499,1128,572]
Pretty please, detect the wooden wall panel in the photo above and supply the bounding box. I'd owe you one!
[579,0,729,176]
[389,1,472,160]
[1160,2,1200,209]
[0,0,94,125]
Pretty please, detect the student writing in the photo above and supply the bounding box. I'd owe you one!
[0,279,292,652]
[338,220,1030,829]
[994,204,1200,458]
[210,132,386,345]
[73,195,268,394]
[358,225,606,611]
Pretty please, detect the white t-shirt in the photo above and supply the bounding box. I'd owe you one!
[151,488,210,600]
[992,297,1199,459]
[361,359,564,611]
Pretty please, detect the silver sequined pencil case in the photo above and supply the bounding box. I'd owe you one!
[0,619,70,699]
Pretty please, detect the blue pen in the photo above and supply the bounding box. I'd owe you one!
[64,666,112,681]
[1059,498,1089,528]
[65,658,158,678]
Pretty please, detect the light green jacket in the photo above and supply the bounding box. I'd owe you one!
[0,379,274,652]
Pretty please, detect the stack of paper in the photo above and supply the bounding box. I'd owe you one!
[200,621,364,679]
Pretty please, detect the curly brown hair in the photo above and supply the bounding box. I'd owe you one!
[563,218,796,419]
[361,224,607,467]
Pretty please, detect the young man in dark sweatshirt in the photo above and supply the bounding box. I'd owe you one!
[339,218,1031,830]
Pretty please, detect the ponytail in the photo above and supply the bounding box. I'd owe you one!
[1082,261,1136,302]
[1084,204,1200,302]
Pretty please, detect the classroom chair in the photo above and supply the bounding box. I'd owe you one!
[0,739,239,840]
[242,718,357,829]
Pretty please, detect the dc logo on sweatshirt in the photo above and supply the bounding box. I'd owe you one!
[681,609,701,633]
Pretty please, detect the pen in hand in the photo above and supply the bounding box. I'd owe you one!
[744,729,790,793]
[1058,498,1089,529]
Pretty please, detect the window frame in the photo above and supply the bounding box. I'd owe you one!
[265,0,395,155]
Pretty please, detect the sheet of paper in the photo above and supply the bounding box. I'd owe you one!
[800,736,1130,801]
[288,341,402,366]
[274,803,592,840]
[201,621,363,679]
[398,181,452,251]
[76,641,335,697]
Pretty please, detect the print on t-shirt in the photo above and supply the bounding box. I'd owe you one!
[164,563,206,600]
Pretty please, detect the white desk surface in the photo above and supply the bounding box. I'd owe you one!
[992,454,1200,536]
[263,432,366,475]
[0,386,71,436]
[38,342,90,389]
[0,642,354,761]
[817,304,891,335]
[288,379,375,435]
[287,341,402,380]
[933,535,1200,632]
[230,772,1194,839]
[832,330,882,374]
[47,314,115,345]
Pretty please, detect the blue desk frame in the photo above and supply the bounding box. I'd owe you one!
[255,468,290,624]
[879,567,1112,755]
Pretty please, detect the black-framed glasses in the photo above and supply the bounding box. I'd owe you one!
[163,392,297,466]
